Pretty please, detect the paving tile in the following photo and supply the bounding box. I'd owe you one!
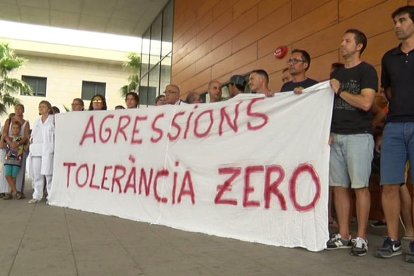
[0,184,413,276]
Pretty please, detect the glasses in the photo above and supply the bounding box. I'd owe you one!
[288,58,305,64]
[92,99,103,103]
[165,90,178,95]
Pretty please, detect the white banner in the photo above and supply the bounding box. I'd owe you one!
[49,81,334,251]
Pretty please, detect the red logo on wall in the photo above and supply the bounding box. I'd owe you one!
[274,46,288,59]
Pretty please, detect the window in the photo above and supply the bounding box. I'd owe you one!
[150,14,162,65]
[139,0,173,106]
[81,81,106,100]
[21,75,47,96]
[161,0,173,57]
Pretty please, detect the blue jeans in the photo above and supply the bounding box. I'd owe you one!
[381,122,414,185]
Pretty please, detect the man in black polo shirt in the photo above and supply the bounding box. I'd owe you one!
[280,49,318,93]
[375,5,414,263]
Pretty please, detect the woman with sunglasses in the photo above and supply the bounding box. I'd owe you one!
[88,94,107,111]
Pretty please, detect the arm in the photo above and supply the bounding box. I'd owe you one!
[384,87,391,101]
[372,105,387,133]
[2,118,10,142]
[21,121,30,145]
[375,134,383,153]
[330,79,375,111]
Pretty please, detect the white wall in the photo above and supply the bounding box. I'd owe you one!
[2,54,129,128]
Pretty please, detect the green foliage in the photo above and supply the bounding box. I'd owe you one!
[120,53,141,98]
[0,42,32,114]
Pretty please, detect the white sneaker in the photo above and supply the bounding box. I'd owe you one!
[351,237,368,256]
[28,198,40,204]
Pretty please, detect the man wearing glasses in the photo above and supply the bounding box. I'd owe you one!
[164,84,183,105]
[280,49,318,93]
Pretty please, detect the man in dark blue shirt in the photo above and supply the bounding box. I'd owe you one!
[375,5,414,263]
[280,49,318,93]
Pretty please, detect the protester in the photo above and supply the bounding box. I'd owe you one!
[164,84,183,105]
[0,104,30,199]
[228,75,246,98]
[28,101,55,204]
[375,5,414,262]
[88,94,107,110]
[115,105,125,110]
[207,80,222,103]
[186,91,202,104]
[248,69,273,96]
[71,98,85,111]
[155,94,166,106]
[52,106,60,114]
[125,91,139,108]
[280,49,318,93]
[2,121,26,200]
[326,29,378,257]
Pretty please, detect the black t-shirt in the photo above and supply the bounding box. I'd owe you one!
[331,62,378,134]
[280,78,318,92]
[382,46,414,122]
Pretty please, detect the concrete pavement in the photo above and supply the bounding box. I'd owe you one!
[0,183,413,276]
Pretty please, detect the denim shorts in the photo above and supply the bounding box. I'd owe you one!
[329,133,374,189]
[4,165,20,178]
[380,122,414,185]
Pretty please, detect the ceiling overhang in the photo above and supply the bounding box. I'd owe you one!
[0,0,169,37]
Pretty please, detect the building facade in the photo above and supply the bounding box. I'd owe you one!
[171,0,409,97]
[1,39,130,126]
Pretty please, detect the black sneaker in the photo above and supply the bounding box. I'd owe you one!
[375,237,402,258]
[3,193,13,200]
[406,241,414,263]
[350,237,368,256]
[326,233,352,250]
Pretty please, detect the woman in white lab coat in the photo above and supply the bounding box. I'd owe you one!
[28,101,55,204]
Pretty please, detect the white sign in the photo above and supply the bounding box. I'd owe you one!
[49,81,334,251]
